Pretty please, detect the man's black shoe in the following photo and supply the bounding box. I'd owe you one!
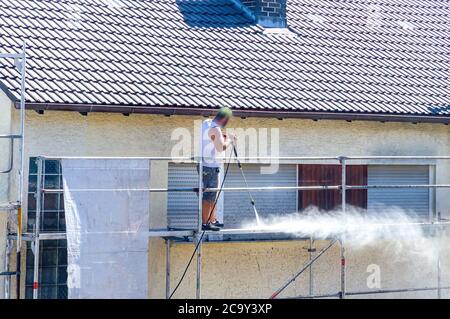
[212,221,224,228]
[202,223,221,231]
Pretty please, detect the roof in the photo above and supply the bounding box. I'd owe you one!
[0,0,449,121]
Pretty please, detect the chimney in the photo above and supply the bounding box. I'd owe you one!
[239,0,287,28]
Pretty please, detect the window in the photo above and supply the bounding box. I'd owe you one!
[298,164,431,219]
[298,165,367,211]
[26,158,67,299]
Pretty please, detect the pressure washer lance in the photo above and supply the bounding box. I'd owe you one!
[232,143,261,225]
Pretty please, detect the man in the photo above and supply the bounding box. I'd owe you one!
[201,107,236,231]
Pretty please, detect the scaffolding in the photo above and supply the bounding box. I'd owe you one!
[7,154,449,299]
[0,44,26,300]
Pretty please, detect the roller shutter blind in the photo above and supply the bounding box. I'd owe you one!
[298,165,367,211]
[167,164,198,229]
[368,165,430,219]
[167,164,297,229]
[223,164,297,229]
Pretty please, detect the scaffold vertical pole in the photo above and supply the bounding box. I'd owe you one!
[196,156,203,299]
[339,241,346,299]
[17,42,27,212]
[4,239,11,299]
[437,212,442,299]
[32,157,43,299]
[308,236,314,296]
[340,156,347,214]
[15,207,22,299]
[165,239,171,299]
[437,255,442,299]
[16,42,26,300]
[340,156,347,299]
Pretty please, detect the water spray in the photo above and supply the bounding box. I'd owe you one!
[232,143,261,225]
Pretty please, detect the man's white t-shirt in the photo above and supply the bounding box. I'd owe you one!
[201,119,223,168]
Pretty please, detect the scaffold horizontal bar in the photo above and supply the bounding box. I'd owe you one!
[148,228,305,238]
[288,292,341,299]
[0,134,22,139]
[8,233,67,241]
[39,156,196,161]
[39,233,65,240]
[38,155,450,161]
[42,185,341,194]
[41,183,450,194]
[293,286,450,299]
[345,156,450,160]
[0,53,25,59]
[149,229,194,237]
[347,184,450,189]
[345,286,450,296]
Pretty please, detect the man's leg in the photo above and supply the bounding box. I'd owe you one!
[209,199,217,223]
[202,198,218,224]
[201,167,220,230]
[202,200,219,231]
[202,200,214,224]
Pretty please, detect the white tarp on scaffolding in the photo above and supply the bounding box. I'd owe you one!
[61,159,150,299]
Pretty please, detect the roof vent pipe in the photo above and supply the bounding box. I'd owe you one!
[235,0,287,28]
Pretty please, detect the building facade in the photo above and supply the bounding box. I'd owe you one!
[1,0,449,298]
[1,88,450,298]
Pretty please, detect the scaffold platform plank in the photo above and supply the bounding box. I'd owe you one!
[148,227,295,238]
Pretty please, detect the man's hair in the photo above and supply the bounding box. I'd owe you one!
[214,107,233,121]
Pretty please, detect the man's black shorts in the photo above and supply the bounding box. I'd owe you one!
[201,166,219,202]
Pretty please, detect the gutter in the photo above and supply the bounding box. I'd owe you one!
[17,102,450,124]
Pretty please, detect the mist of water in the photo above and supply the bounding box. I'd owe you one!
[243,206,449,264]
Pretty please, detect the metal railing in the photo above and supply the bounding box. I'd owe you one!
[17,154,450,300]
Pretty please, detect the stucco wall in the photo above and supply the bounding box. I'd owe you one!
[4,107,450,298]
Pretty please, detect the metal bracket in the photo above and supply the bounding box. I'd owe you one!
[0,202,20,211]
[14,57,23,72]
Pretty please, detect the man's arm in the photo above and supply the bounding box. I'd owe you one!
[209,127,234,151]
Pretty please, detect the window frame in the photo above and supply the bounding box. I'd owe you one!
[26,158,68,299]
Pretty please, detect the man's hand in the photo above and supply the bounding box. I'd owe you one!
[230,133,237,144]
[224,133,237,144]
